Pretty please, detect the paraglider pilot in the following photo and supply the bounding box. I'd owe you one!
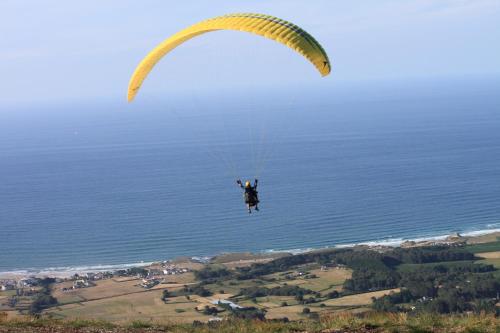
[236,179,259,213]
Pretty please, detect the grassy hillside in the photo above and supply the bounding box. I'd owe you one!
[0,312,498,332]
[2,240,499,329]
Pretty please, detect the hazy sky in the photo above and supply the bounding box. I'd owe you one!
[1,0,500,107]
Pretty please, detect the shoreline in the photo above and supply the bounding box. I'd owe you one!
[1,227,499,279]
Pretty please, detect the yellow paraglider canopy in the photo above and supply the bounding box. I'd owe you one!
[127,13,331,102]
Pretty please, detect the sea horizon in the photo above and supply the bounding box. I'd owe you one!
[2,78,500,274]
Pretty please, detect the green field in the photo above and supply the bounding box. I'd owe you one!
[47,292,206,324]
[203,278,275,296]
[394,243,500,273]
[396,260,477,273]
[42,264,354,324]
[477,258,500,269]
[0,290,16,297]
[464,240,500,253]
[296,269,351,293]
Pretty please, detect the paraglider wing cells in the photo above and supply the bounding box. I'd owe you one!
[127,13,331,102]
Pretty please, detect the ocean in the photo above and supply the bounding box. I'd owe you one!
[1,78,500,274]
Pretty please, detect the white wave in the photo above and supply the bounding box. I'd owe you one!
[190,256,212,263]
[357,238,407,247]
[343,227,500,248]
[334,235,447,249]
[333,243,358,249]
[0,261,153,278]
[264,227,500,254]
[263,247,318,255]
[460,228,500,237]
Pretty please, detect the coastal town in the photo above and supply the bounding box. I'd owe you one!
[1,261,192,292]
[0,260,198,317]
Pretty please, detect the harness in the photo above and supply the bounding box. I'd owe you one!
[244,187,259,205]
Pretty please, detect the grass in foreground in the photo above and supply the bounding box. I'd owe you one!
[0,312,498,333]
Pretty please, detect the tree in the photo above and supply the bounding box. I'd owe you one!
[327,290,339,299]
[29,295,57,314]
[202,305,219,315]
[127,267,148,277]
[161,290,169,302]
[231,307,266,320]
[184,285,212,297]
[194,267,233,281]
[473,299,496,313]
